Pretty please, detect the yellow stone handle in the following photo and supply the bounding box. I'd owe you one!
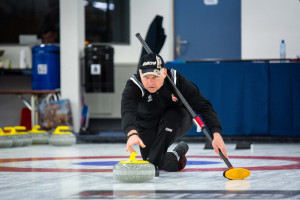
[28,125,46,133]
[53,126,72,134]
[0,128,6,135]
[119,152,150,164]
[14,126,28,134]
[4,127,18,135]
[128,152,138,162]
[4,127,14,133]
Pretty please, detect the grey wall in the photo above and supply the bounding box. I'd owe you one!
[84,63,136,119]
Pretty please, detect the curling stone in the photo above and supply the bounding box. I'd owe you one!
[28,125,49,144]
[14,126,32,146]
[49,126,76,146]
[4,127,23,147]
[113,152,155,183]
[0,128,13,148]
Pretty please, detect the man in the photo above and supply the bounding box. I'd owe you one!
[41,26,59,44]
[121,53,228,176]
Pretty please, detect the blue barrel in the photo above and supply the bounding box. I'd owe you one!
[32,44,60,90]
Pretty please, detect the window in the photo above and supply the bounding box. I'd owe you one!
[85,0,130,44]
[0,0,130,44]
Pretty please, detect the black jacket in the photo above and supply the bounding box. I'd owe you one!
[121,69,222,135]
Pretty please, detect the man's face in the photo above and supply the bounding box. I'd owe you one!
[140,68,167,93]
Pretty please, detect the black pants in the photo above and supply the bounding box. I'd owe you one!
[138,107,192,172]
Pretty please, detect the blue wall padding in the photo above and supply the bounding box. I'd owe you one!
[166,62,300,136]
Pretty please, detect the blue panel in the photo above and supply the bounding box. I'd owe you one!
[269,63,300,136]
[166,62,269,136]
[175,0,241,60]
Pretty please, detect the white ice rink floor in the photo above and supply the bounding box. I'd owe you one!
[0,142,300,200]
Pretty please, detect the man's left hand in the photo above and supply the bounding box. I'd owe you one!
[212,132,229,159]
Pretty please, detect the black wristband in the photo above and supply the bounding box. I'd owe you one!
[127,132,138,139]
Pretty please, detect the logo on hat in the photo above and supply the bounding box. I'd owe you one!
[142,61,156,66]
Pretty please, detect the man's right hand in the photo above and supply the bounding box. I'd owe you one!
[126,134,146,153]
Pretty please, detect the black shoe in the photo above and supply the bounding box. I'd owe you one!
[173,141,189,157]
[173,141,189,171]
[155,166,160,177]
